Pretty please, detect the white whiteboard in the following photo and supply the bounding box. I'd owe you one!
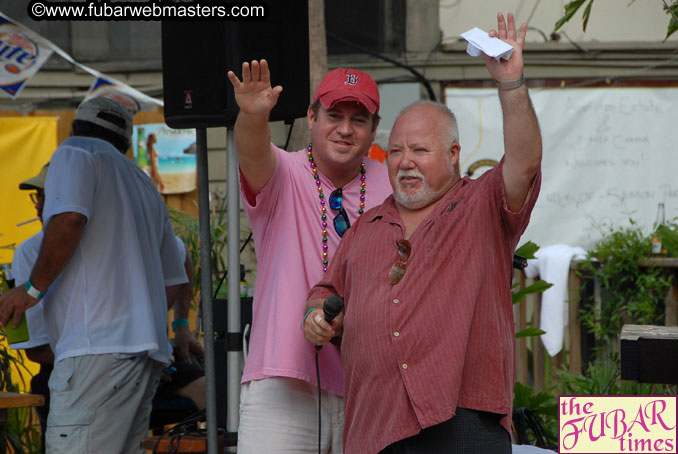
[444,87,678,250]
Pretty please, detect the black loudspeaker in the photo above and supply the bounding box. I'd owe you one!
[214,338,229,429]
[212,296,253,429]
[161,3,309,129]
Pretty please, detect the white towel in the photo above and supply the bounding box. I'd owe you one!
[524,244,587,356]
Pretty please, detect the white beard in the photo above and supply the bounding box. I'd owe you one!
[394,169,449,210]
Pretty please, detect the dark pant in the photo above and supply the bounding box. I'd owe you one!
[379,408,511,454]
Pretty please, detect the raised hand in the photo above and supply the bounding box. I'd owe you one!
[227,59,283,117]
[484,13,526,83]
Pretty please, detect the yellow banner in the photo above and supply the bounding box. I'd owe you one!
[0,117,57,265]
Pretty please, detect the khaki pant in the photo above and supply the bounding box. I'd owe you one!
[46,353,164,454]
[238,376,345,453]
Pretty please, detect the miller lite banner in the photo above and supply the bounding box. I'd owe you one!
[0,15,54,99]
[0,11,162,108]
[84,76,162,113]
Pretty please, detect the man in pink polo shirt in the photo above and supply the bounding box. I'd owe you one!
[227,62,392,452]
[305,13,542,453]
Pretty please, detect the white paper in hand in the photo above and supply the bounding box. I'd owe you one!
[461,27,514,62]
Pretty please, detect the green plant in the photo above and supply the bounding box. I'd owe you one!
[556,354,673,397]
[0,343,41,453]
[555,0,678,40]
[513,382,558,449]
[0,273,41,453]
[0,405,41,454]
[656,220,678,257]
[170,199,228,301]
[512,241,552,339]
[577,224,672,354]
[508,234,673,448]
[506,242,558,448]
[169,197,251,300]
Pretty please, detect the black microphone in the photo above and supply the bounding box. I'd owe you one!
[513,253,528,270]
[314,294,344,352]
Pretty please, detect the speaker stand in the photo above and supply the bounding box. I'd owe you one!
[196,128,242,453]
[196,128,219,454]
[225,128,243,436]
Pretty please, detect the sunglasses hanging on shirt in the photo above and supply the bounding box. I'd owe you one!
[329,188,350,237]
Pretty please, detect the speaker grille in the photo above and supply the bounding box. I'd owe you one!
[162,4,309,129]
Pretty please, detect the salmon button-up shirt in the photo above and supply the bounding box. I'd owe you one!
[309,162,541,454]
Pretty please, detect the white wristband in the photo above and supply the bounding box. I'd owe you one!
[25,280,46,300]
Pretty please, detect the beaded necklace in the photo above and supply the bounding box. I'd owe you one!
[307,143,367,272]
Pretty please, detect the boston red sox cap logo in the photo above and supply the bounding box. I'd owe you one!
[345,73,359,86]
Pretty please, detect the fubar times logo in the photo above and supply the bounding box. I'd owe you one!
[559,396,677,453]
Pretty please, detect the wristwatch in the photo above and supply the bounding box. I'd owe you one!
[24,280,46,300]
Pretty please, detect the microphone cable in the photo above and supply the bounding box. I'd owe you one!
[311,295,343,454]
[315,350,322,454]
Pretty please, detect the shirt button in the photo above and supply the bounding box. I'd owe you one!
[394,331,400,337]
[402,363,408,370]
[393,299,399,304]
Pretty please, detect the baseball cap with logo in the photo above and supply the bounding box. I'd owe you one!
[19,163,49,191]
[313,68,379,115]
[74,97,133,141]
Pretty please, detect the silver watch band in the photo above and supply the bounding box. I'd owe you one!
[496,74,526,91]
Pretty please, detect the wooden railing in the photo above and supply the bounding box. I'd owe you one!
[514,258,678,392]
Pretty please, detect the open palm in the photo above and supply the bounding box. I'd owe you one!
[227,59,283,116]
[484,13,526,83]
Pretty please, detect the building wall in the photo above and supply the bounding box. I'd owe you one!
[440,0,678,44]
[2,0,677,278]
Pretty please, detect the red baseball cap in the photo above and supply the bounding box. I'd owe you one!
[313,68,379,115]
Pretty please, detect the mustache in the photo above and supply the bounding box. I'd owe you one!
[397,169,424,180]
